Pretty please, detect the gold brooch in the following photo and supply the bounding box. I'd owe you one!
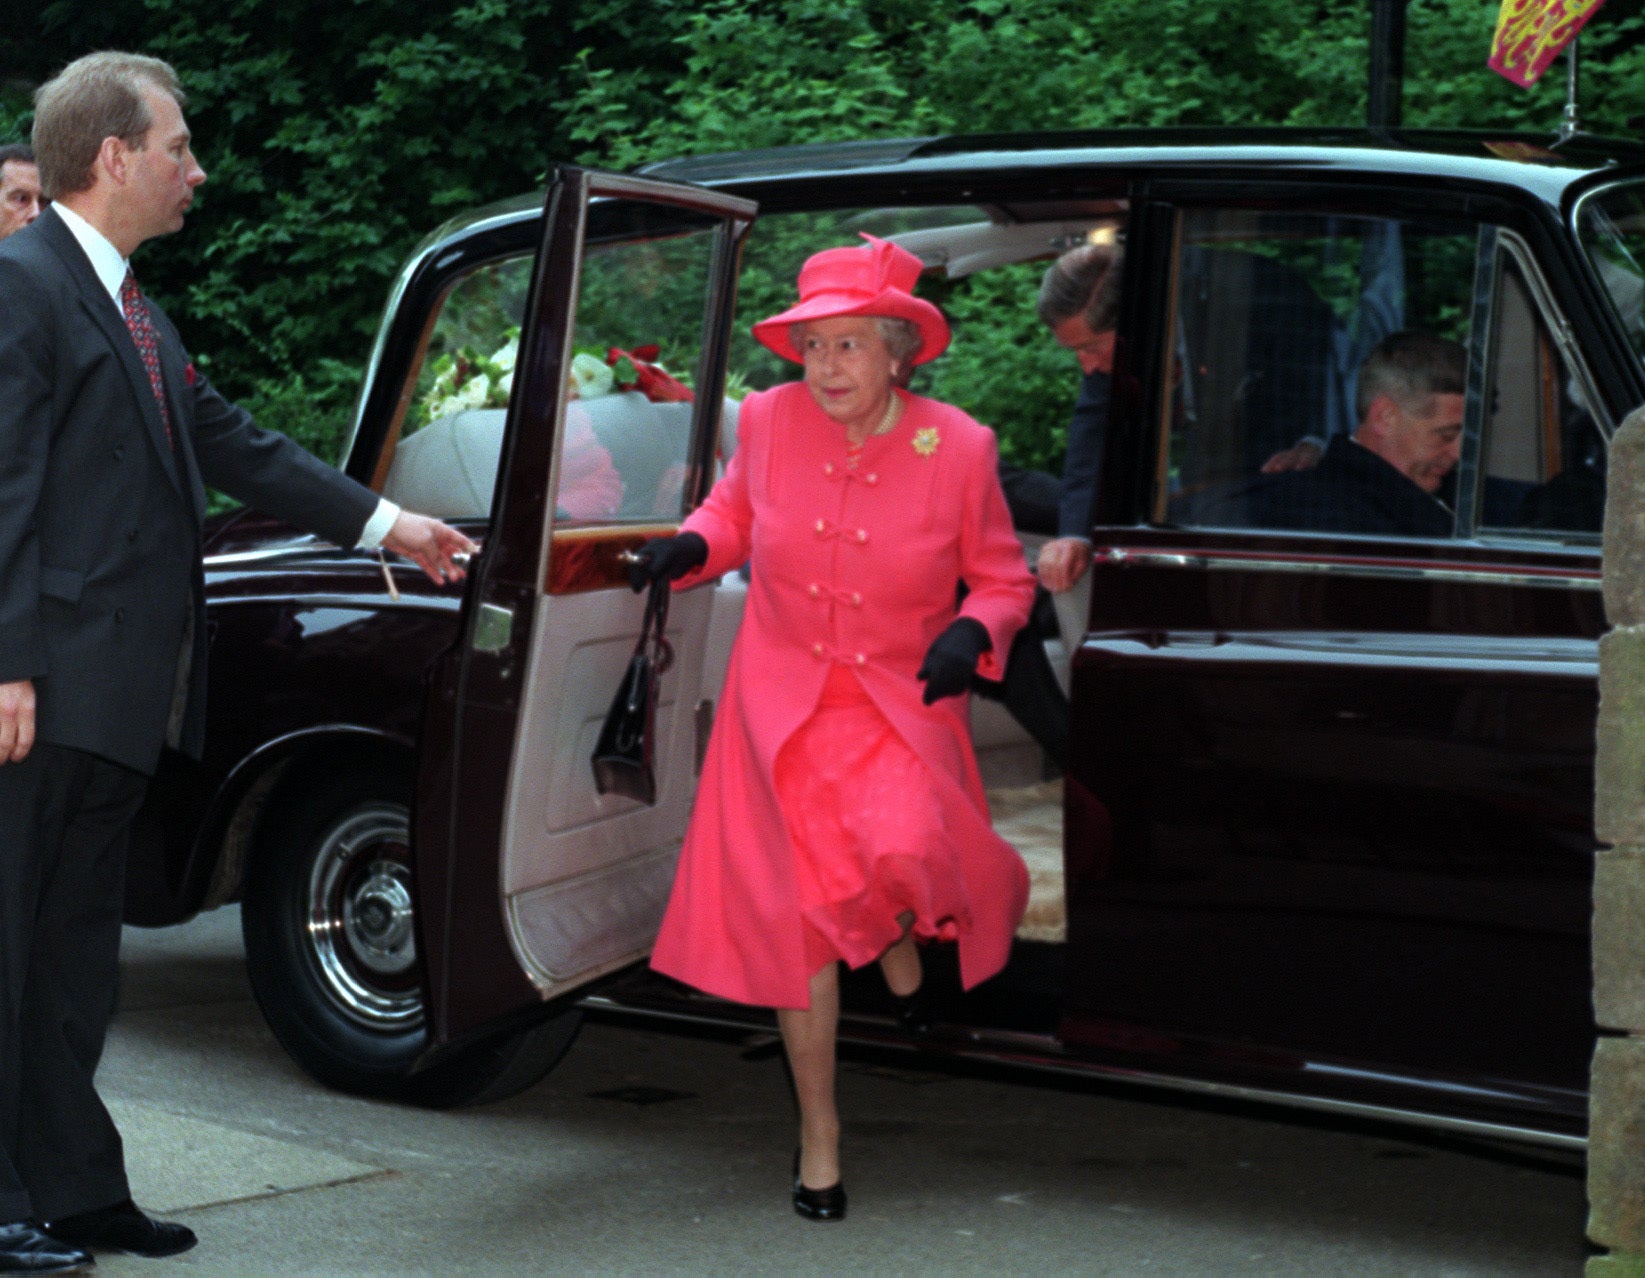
[912,427,940,457]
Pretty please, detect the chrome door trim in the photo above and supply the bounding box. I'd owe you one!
[1081,631,1598,677]
[1094,545,1601,592]
[580,994,1586,1153]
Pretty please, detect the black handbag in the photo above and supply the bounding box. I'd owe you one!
[591,577,674,804]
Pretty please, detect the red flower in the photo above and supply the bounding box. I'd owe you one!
[605,345,693,403]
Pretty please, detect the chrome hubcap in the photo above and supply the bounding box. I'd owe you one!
[305,802,423,1031]
[345,863,416,974]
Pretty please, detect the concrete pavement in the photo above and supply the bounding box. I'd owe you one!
[88,906,1587,1275]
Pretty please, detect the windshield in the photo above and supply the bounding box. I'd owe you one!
[1579,182,1645,360]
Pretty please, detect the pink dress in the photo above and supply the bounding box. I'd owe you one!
[648,383,1035,1009]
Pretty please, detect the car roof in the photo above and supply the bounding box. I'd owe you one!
[637,126,1645,191]
[419,127,1645,254]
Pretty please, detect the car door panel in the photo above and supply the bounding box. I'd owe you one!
[414,168,755,1049]
[499,581,714,990]
[1062,532,1599,1123]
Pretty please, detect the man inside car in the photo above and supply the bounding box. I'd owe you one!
[1031,241,1121,594]
[1241,330,1466,537]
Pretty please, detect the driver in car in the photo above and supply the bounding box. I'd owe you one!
[1242,331,1466,537]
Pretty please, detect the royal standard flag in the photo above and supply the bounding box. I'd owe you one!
[1489,0,1606,87]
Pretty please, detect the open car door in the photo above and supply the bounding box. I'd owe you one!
[414,167,756,1054]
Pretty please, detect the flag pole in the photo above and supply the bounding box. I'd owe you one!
[1560,37,1581,140]
[1368,0,1408,130]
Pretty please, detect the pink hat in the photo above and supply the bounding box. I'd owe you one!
[752,234,950,365]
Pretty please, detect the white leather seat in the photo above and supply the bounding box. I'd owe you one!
[382,408,506,518]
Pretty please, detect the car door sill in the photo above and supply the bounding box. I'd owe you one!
[576,987,1584,1152]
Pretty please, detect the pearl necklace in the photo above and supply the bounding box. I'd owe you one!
[845,394,902,468]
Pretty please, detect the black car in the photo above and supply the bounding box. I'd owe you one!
[132,128,1645,1147]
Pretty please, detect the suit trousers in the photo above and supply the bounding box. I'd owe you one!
[0,742,146,1224]
[969,584,1069,763]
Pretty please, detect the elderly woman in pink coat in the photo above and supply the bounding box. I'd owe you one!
[630,235,1035,1222]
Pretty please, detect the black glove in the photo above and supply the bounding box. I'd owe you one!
[626,531,708,592]
[916,617,992,705]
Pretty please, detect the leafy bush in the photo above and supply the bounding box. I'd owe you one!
[9,0,1645,474]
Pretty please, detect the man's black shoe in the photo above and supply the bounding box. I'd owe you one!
[43,1199,195,1258]
[0,1221,93,1273]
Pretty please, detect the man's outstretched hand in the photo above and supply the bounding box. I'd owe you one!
[0,679,35,765]
[382,512,480,585]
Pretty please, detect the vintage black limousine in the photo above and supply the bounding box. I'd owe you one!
[130,128,1645,1145]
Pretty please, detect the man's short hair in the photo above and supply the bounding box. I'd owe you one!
[1355,330,1468,421]
[0,143,35,171]
[32,52,184,200]
[1036,242,1124,333]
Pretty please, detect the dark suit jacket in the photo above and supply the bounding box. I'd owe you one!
[0,207,379,775]
[1238,435,1453,538]
[1056,368,1111,538]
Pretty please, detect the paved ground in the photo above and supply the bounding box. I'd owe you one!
[91,906,1589,1275]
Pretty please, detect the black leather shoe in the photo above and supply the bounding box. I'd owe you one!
[43,1200,195,1258]
[0,1221,93,1273]
[791,1150,847,1222]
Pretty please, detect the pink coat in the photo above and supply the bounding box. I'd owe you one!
[648,383,1036,1008]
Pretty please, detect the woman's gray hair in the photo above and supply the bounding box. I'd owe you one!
[33,51,184,199]
[875,317,923,363]
[789,316,924,365]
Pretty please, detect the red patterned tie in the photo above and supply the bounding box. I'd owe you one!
[120,268,173,445]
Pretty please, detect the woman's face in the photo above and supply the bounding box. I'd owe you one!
[798,316,899,433]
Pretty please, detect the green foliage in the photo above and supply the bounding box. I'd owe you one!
[238,365,361,464]
[919,263,1076,474]
[0,95,28,144]
[207,363,361,511]
[12,0,1645,472]
[14,0,567,462]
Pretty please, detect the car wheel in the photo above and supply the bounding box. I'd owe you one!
[241,763,580,1106]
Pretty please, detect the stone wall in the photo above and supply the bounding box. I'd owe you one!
[1592,405,1645,1270]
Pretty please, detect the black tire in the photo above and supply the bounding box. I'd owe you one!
[241,761,581,1106]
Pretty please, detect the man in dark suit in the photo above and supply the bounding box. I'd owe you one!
[961,242,1123,766]
[1032,241,1120,595]
[1236,331,1466,537]
[0,52,475,1271]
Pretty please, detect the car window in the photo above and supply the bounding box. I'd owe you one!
[1158,207,1591,541]
[379,225,728,526]
[1578,180,1645,362]
[558,228,721,524]
[1474,249,1606,538]
[380,254,531,520]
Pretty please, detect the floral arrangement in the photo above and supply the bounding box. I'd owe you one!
[422,334,699,424]
[571,344,694,403]
[420,329,518,421]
